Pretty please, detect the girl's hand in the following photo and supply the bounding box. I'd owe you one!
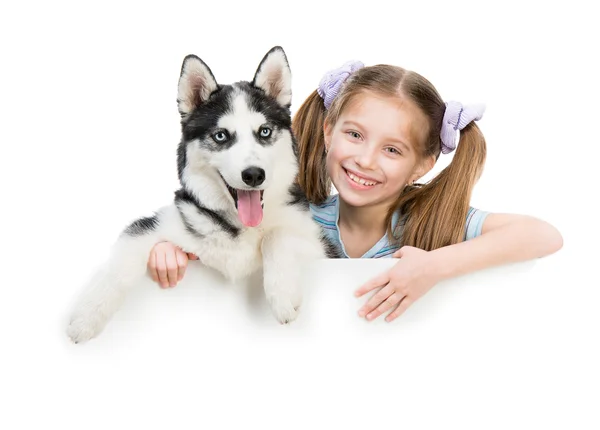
[147,241,199,289]
[354,246,440,322]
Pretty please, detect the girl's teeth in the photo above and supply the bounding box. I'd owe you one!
[348,171,376,186]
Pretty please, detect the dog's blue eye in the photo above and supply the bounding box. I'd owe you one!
[213,131,228,142]
[260,127,272,138]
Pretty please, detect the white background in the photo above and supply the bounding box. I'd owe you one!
[1,0,598,428]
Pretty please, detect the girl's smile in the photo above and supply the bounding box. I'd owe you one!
[343,167,381,190]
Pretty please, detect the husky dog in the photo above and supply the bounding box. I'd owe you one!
[66,46,339,344]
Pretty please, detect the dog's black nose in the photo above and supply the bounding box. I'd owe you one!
[241,167,265,187]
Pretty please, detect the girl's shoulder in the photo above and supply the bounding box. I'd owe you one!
[309,194,339,229]
[309,194,339,210]
[465,206,490,240]
[394,205,490,241]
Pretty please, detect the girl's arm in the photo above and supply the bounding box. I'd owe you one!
[355,214,563,322]
[428,213,563,282]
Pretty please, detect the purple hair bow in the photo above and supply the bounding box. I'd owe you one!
[440,101,486,154]
[317,60,365,110]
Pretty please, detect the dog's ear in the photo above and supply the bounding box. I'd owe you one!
[252,46,292,107]
[177,55,218,117]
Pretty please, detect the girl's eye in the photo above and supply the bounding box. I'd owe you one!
[348,131,362,139]
[260,127,272,138]
[213,131,228,142]
[386,147,402,155]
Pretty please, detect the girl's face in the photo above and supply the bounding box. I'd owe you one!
[324,92,434,209]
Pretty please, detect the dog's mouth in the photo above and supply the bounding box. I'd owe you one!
[220,176,265,228]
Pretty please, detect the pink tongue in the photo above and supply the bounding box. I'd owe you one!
[237,190,263,227]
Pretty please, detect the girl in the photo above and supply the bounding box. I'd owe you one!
[147,60,563,322]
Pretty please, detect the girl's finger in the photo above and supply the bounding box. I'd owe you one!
[176,249,187,282]
[358,284,393,317]
[147,250,159,283]
[366,292,403,321]
[385,296,413,322]
[157,252,169,289]
[188,253,199,260]
[165,250,179,287]
[354,271,390,298]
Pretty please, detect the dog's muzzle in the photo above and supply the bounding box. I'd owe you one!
[220,173,265,228]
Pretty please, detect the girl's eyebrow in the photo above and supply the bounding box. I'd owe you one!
[341,120,411,152]
[342,120,365,130]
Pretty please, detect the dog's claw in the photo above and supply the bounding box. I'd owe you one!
[268,293,301,325]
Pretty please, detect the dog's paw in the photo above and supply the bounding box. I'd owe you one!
[267,292,302,325]
[66,311,105,344]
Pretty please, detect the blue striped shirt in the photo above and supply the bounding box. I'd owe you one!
[309,194,489,258]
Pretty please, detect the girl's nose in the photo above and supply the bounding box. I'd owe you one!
[355,145,378,170]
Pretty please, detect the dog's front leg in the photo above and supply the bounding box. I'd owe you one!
[261,230,315,324]
[66,235,155,343]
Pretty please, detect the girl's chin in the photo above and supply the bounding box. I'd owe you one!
[335,182,400,208]
[337,186,379,207]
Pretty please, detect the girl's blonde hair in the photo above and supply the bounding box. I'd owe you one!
[292,64,486,251]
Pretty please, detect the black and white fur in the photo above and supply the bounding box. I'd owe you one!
[66,46,340,344]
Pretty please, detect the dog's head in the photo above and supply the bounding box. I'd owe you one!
[176,46,296,228]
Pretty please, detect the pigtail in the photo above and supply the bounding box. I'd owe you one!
[292,90,331,205]
[388,122,487,251]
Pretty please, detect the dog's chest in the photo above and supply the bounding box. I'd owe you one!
[193,223,265,281]
[182,201,313,281]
